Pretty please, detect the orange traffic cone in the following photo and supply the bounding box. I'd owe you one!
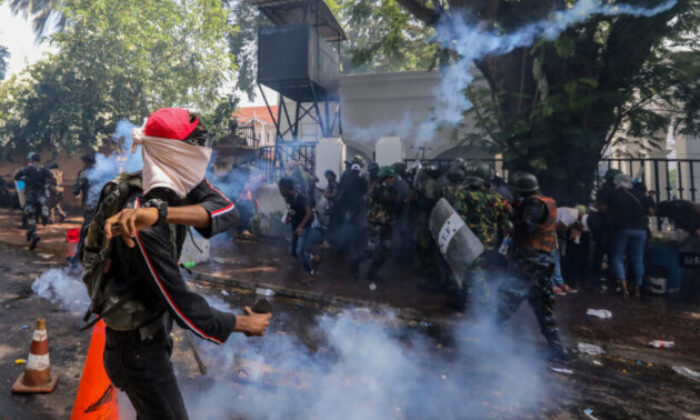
[12,318,59,393]
[70,319,120,420]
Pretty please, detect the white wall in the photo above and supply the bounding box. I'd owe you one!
[338,70,491,161]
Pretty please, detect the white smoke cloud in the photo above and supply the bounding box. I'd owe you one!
[185,307,548,420]
[31,268,89,315]
[347,0,677,147]
[86,119,143,205]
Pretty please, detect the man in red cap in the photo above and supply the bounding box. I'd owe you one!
[84,108,271,420]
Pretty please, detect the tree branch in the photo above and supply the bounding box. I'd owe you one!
[395,0,440,25]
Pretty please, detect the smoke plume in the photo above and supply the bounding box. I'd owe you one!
[346,0,677,146]
[86,119,143,205]
[183,296,548,420]
[32,268,89,315]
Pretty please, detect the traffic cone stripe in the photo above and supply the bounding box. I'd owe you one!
[12,318,59,394]
[26,354,51,371]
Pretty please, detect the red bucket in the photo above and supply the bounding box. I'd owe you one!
[66,228,80,258]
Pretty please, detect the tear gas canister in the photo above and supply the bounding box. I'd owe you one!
[429,198,485,288]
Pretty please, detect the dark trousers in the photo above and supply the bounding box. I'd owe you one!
[104,328,188,420]
[497,254,559,342]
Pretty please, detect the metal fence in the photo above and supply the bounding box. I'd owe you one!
[596,158,699,203]
[256,143,317,181]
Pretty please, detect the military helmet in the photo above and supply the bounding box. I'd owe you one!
[509,171,540,193]
[392,162,407,175]
[464,176,486,189]
[451,157,467,170]
[470,161,493,181]
[422,162,441,178]
[446,166,466,183]
[351,155,365,168]
[368,162,379,173]
[27,152,40,162]
[377,166,395,180]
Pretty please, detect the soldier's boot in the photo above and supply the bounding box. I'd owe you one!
[28,228,40,251]
[366,260,385,284]
[544,330,569,362]
[20,215,28,229]
[349,259,361,280]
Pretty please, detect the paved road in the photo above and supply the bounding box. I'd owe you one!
[1,242,699,419]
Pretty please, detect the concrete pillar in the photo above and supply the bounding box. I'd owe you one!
[315,137,346,190]
[375,137,403,167]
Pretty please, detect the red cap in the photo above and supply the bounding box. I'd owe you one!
[143,108,199,140]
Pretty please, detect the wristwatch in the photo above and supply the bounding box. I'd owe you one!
[144,198,168,225]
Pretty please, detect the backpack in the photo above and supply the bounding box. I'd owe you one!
[79,171,157,331]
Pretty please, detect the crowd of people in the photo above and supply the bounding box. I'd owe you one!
[272,157,658,311]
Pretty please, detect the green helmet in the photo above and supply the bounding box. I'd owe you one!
[377,166,395,179]
[27,152,40,162]
[452,157,467,170]
[446,166,466,183]
[509,171,540,193]
[351,155,365,168]
[468,161,493,181]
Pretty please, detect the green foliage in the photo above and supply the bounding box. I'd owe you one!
[338,0,440,73]
[0,0,235,157]
[0,45,8,80]
[223,0,260,100]
[8,0,67,38]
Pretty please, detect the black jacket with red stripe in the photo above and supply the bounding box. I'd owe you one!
[106,179,239,344]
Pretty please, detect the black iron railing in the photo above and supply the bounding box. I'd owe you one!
[235,125,260,149]
[597,158,699,203]
[256,143,317,182]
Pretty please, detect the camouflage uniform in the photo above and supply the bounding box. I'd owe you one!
[414,169,445,274]
[442,183,511,303]
[14,163,53,248]
[365,180,399,282]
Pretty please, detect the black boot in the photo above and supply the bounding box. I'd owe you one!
[29,231,41,251]
[350,259,360,280]
[544,331,569,362]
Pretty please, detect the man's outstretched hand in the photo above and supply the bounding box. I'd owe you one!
[104,207,159,247]
[235,306,272,337]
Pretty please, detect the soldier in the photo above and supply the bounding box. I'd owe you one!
[70,153,96,265]
[442,165,511,309]
[337,156,368,276]
[496,172,568,361]
[391,162,413,262]
[45,162,66,223]
[414,162,446,282]
[73,153,96,211]
[367,162,380,190]
[364,166,399,288]
[14,152,53,250]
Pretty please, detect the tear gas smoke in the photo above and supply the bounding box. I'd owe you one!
[86,119,143,205]
[31,269,552,419]
[349,0,677,147]
[31,268,89,315]
[185,298,549,420]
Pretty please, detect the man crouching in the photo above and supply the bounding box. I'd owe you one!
[87,108,270,420]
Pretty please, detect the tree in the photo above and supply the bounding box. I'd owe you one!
[8,0,67,39]
[337,0,440,73]
[0,0,236,157]
[352,0,699,202]
[0,45,9,80]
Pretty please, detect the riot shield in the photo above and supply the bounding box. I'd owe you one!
[429,198,485,287]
